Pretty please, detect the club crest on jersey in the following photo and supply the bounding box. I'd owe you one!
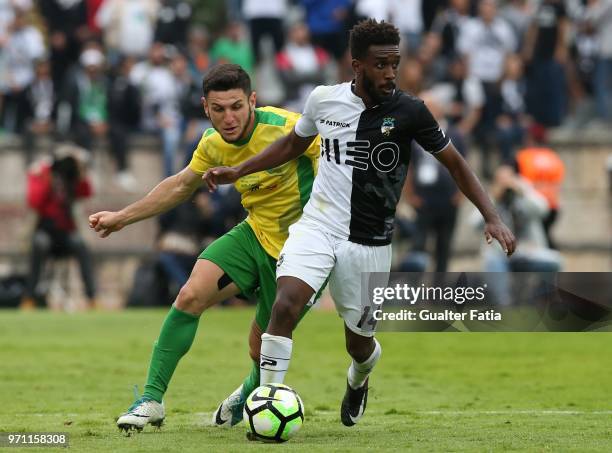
[381,117,395,137]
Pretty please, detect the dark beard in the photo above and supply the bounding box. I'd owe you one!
[363,75,393,105]
[362,75,381,104]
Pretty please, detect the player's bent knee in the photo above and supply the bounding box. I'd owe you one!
[175,283,208,315]
[271,296,302,327]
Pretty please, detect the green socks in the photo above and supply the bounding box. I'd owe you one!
[240,360,261,403]
[140,305,262,409]
[143,306,200,403]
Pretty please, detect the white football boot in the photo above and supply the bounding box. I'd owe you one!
[117,397,165,433]
[212,384,245,427]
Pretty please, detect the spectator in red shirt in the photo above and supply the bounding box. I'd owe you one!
[21,147,96,309]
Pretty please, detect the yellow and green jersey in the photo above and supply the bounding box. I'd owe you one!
[188,106,320,259]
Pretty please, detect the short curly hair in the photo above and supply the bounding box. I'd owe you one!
[349,19,400,60]
[202,64,251,96]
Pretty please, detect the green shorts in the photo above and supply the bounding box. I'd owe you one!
[200,221,308,331]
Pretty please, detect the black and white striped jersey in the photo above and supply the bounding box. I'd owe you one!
[295,82,451,246]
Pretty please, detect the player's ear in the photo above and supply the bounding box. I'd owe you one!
[352,59,361,77]
[202,96,210,117]
[248,91,256,108]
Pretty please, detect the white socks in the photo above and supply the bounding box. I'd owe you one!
[348,338,382,390]
[259,333,381,389]
[259,333,293,385]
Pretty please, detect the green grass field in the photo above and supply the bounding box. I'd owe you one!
[1,307,611,452]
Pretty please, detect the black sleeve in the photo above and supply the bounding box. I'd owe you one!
[412,100,451,154]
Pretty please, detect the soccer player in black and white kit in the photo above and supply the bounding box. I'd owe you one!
[205,20,516,427]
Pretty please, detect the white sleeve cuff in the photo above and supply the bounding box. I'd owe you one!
[294,117,318,138]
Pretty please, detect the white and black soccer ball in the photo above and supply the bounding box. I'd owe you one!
[243,383,304,442]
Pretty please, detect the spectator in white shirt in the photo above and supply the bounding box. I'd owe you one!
[0,0,15,46]
[458,0,517,84]
[1,6,45,133]
[389,0,424,53]
[458,0,516,178]
[131,43,184,176]
[96,0,159,62]
[501,0,533,47]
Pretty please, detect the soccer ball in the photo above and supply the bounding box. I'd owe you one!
[243,383,304,442]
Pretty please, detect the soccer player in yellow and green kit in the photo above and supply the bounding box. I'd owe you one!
[88,64,319,432]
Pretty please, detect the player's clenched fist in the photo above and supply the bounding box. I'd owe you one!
[202,166,240,192]
[88,211,126,238]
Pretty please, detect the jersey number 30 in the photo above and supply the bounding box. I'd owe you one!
[321,139,400,173]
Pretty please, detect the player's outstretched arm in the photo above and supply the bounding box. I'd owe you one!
[88,167,202,238]
[203,128,316,191]
[435,144,517,256]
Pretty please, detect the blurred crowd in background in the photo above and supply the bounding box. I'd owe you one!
[0,0,609,308]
